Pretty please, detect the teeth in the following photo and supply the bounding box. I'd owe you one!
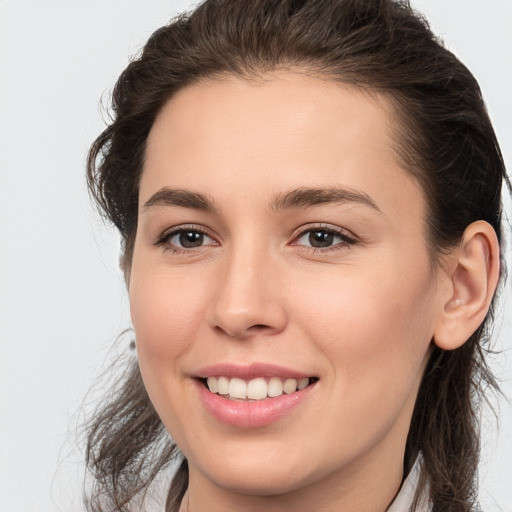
[298,377,309,390]
[206,377,218,393]
[217,376,229,395]
[228,377,247,399]
[267,377,283,397]
[205,376,313,400]
[247,378,267,400]
[283,378,297,394]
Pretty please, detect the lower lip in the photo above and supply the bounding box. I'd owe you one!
[195,379,316,428]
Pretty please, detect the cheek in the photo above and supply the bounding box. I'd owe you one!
[294,257,435,408]
[128,264,216,455]
[298,255,434,336]
[130,254,208,347]
[128,260,208,405]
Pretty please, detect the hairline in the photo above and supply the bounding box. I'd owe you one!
[121,67,453,280]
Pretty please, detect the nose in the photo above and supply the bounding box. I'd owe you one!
[207,245,287,340]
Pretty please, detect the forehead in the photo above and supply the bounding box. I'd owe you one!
[142,71,423,222]
[146,71,397,168]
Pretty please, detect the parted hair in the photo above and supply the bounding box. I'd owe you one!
[85,1,508,511]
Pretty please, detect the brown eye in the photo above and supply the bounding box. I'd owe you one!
[164,229,217,250]
[293,227,356,250]
[308,230,335,248]
[179,231,204,248]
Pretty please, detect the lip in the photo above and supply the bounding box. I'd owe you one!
[194,362,312,380]
[194,374,317,429]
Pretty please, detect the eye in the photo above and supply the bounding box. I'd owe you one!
[154,226,218,252]
[292,226,357,250]
[169,230,213,248]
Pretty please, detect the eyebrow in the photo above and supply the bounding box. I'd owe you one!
[142,185,381,214]
[271,186,381,213]
[143,188,217,212]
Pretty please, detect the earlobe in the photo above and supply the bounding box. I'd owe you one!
[433,221,500,351]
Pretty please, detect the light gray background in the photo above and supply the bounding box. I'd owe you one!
[1,1,511,511]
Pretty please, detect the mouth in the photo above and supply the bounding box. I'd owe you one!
[201,376,319,401]
[194,363,319,427]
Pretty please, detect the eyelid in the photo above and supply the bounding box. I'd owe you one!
[152,224,219,249]
[290,223,358,249]
[151,222,357,253]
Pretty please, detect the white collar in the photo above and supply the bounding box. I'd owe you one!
[387,455,429,512]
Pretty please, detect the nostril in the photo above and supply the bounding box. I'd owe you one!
[245,324,277,336]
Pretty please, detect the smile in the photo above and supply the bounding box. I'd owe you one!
[205,376,316,401]
[194,364,319,428]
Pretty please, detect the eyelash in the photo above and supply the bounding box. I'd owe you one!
[153,224,358,254]
[153,225,217,254]
[290,224,358,252]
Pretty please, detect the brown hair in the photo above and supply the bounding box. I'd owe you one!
[85,0,509,510]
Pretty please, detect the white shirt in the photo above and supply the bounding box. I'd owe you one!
[388,455,430,511]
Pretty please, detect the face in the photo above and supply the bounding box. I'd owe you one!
[130,72,444,501]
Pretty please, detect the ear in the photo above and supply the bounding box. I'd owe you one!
[433,221,500,351]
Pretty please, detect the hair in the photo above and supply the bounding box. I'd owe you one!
[85,0,509,511]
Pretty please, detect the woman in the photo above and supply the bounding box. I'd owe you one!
[85,0,509,510]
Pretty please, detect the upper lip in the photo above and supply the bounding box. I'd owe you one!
[194,362,314,380]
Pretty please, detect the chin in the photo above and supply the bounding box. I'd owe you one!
[188,443,333,498]
[206,467,313,496]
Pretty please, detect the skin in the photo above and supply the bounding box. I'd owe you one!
[129,71,472,511]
